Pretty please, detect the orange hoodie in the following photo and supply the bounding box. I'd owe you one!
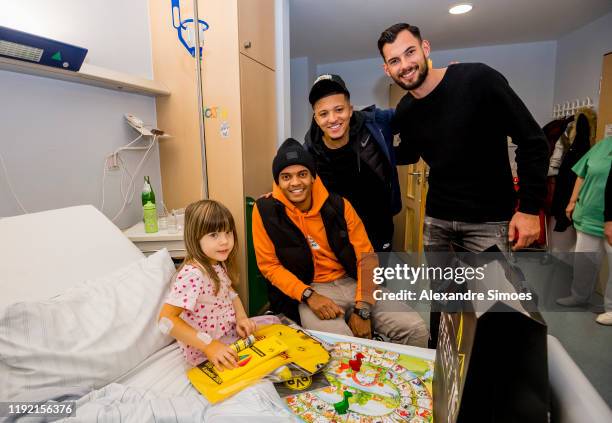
[252,177,376,304]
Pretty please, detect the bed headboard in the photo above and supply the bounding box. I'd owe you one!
[0,205,143,309]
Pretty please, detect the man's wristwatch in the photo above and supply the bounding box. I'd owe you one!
[301,287,314,303]
[353,306,371,320]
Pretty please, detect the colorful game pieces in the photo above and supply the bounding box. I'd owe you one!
[333,390,353,414]
[349,352,364,372]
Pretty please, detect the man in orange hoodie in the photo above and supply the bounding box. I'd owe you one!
[252,138,428,346]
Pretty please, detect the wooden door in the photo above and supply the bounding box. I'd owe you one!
[596,52,612,295]
[238,0,275,70]
[240,53,277,198]
[389,83,428,253]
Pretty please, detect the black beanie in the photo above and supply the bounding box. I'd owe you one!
[272,138,317,183]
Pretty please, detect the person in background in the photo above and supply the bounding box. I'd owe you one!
[158,200,265,369]
[252,138,429,346]
[304,74,400,253]
[557,137,612,326]
[604,162,612,247]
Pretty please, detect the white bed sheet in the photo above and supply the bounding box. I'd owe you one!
[0,205,143,310]
[111,342,295,422]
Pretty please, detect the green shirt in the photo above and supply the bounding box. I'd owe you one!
[571,136,612,237]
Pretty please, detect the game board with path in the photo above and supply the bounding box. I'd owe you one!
[285,339,434,422]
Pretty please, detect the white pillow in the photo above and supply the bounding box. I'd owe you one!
[0,249,176,401]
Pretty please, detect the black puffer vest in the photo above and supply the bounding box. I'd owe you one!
[255,193,357,323]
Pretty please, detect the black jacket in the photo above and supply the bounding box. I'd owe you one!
[304,107,400,250]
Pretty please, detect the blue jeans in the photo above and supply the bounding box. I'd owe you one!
[423,216,510,348]
[423,216,510,253]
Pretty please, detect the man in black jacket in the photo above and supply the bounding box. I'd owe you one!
[304,74,401,252]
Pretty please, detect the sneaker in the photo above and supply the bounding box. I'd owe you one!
[556,296,588,307]
[595,312,612,325]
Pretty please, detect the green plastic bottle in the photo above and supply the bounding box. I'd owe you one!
[142,176,156,206]
[143,201,158,233]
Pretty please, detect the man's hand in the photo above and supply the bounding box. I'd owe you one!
[258,192,273,199]
[604,221,612,246]
[508,211,540,250]
[348,313,372,339]
[306,292,344,320]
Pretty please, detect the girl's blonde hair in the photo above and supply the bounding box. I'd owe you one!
[178,199,238,295]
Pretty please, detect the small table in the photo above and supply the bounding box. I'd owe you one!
[123,221,186,259]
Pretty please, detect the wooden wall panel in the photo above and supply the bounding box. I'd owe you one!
[238,0,275,70]
[240,53,277,198]
[149,0,203,210]
[596,52,612,141]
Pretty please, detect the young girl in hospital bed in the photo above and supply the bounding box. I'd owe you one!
[158,200,268,370]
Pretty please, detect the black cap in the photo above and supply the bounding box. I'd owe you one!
[308,74,350,106]
[272,138,317,183]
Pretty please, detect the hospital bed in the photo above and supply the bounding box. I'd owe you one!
[0,205,291,422]
[1,205,610,422]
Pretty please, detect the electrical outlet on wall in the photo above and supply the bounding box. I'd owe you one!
[105,153,120,171]
[125,113,153,136]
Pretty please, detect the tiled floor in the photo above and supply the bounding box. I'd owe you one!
[534,256,612,406]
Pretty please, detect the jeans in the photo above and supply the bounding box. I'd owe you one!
[423,216,510,347]
[423,216,510,253]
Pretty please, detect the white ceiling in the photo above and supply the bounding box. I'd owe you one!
[290,0,612,64]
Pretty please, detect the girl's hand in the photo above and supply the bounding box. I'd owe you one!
[236,317,257,338]
[203,340,238,371]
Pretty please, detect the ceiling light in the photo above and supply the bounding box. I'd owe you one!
[449,4,473,14]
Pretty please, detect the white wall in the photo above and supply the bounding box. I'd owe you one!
[317,57,391,109]
[290,56,313,141]
[311,40,557,126]
[431,41,557,126]
[553,11,612,108]
[275,0,291,144]
[0,0,161,229]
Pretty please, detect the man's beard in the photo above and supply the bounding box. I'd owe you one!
[393,59,429,91]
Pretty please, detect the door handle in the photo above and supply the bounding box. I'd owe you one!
[408,171,429,184]
[243,41,252,49]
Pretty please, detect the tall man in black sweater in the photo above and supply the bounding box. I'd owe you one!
[378,23,549,347]
[378,23,549,252]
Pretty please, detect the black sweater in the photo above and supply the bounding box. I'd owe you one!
[393,63,549,222]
